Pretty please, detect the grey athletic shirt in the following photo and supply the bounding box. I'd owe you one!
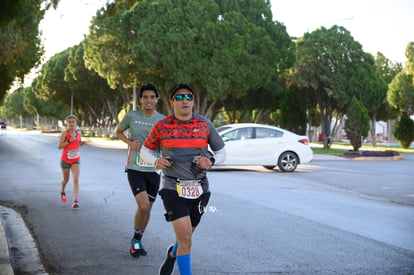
[118,109,165,172]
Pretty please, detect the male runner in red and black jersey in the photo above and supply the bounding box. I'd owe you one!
[140,83,226,275]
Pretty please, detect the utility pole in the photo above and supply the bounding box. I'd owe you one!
[133,86,137,111]
[70,93,73,115]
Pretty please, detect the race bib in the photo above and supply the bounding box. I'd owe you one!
[136,150,156,167]
[67,149,80,159]
[176,179,203,199]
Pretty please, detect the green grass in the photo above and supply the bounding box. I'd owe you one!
[311,142,414,155]
[311,147,348,155]
[84,135,116,140]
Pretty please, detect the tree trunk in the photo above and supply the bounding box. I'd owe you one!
[370,114,377,147]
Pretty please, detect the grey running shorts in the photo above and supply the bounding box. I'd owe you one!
[60,159,80,169]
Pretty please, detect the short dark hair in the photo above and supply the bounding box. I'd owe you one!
[169,83,194,99]
[139,83,159,98]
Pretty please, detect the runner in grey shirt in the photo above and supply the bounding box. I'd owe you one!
[116,83,165,258]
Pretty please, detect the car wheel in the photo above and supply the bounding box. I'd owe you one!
[263,165,276,170]
[278,151,298,172]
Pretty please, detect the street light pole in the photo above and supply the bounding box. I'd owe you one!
[322,16,354,27]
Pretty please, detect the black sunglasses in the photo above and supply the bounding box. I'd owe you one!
[173,94,194,101]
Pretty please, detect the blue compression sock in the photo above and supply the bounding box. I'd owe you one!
[172,241,178,256]
[177,254,192,275]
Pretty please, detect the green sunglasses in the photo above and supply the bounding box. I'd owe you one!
[173,94,194,101]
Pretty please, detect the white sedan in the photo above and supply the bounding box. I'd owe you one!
[215,123,313,172]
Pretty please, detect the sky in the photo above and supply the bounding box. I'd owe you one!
[39,0,413,65]
[39,0,106,61]
[270,0,413,64]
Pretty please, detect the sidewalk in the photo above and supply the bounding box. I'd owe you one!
[83,136,126,149]
[0,205,48,275]
[0,218,14,275]
[312,153,404,161]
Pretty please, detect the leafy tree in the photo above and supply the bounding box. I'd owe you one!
[65,43,121,129]
[23,87,38,117]
[218,77,286,123]
[211,0,294,121]
[0,0,58,26]
[344,97,370,151]
[83,0,143,112]
[375,53,402,123]
[394,115,414,148]
[387,42,414,115]
[333,48,387,147]
[24,86,67,124]
[0,88,33,126]
[284,74,320,140]
[0,0,59,101]
[388,72,414,116]
[32,43,122,132]
[293,26,385,149]
[0,86,64,128]
[375,52,403,84]
[348,52,388,147]
[279,89,307,135]
[405,42,414,77]
[85,0,293,118]
[33,49,72,111]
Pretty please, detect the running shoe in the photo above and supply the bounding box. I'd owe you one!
[130,238,147,258]
[60,192,67,203]
[159,245,176,275]
[72,200,79,208]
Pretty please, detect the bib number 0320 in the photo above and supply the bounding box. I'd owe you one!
[176,179,203,199]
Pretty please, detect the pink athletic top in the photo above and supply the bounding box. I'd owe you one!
[61,130,81,163]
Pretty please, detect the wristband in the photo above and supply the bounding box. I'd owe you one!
[209,157,215,166]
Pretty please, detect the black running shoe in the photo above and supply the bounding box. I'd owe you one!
[130,238,147,258]
[159,245,176,275]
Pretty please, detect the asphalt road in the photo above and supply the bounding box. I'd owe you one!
[1,129,413,274]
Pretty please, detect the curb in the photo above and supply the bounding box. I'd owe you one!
[352,155,404,161]
[0,220,14,275]
[82,137,127,149]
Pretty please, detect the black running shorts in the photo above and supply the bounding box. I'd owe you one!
[159,189,211,227]
[60,159,80,169]
[127,169,161,201]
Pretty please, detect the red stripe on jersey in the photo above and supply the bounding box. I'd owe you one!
[126,147,132,166]
[144,115,211,150]
[161,138,208,148]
